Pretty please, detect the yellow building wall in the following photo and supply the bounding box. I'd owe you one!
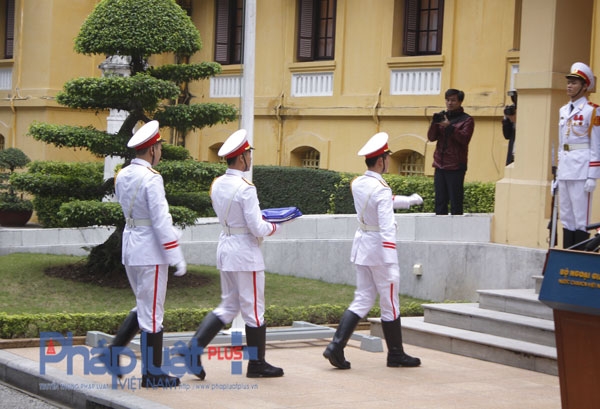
[187,0,519,185]
[3,0,600,250]
[0,0,105,162]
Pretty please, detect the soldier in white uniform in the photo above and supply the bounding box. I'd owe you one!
[324,132,422,369]
[184,129,284,379]
[557,62,600,248]
[102,120,187,387]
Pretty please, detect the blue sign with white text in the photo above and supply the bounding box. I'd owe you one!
[539,249,600,316]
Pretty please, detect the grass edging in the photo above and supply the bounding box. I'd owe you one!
[0,302,425,339]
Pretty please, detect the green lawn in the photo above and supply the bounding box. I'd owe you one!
[0,253,428,315]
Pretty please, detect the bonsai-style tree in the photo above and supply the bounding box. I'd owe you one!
[31,0,237,156]
[24,0,237,278]
[0,147,33,213]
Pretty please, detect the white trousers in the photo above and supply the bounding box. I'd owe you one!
[348,264,400,321]
[125,264,168,333]
[213,270,265,328]
[559,180,593,231]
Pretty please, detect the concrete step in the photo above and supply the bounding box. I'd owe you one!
[370,317,557,376]
[422,302,555,347]
[477,288,554,320]
[533,275,544,294]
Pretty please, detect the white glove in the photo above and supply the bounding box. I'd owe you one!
[409,193,423,206]
[173,260,187,277]
[584,178,597,193]
[551,179,558,195]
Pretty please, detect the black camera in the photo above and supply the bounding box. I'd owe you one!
[432,111,446,123]
[504,104,516,116]
[503,90,517,116]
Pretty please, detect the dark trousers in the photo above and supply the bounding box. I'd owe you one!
[434,168,466,215]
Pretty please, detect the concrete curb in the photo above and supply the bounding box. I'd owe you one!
[0,349,172,409]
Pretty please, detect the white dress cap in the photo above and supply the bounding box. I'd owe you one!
[566,62,595,90]
[218,129,253,158]
[127,120,162,150]
[357,132,392,158]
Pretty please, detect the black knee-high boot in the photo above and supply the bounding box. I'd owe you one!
[100,310,139,378]
[141,331,180,388]
[323,310,361,369]
[246,324,284,378]
[572,230,590,250]
[185,312,225,380]
[381,317,421,367]
[563,228,576,249]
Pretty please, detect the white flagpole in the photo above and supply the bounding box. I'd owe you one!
[230,0,256,334]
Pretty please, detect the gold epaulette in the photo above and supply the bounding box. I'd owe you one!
[147,167,160,174]
[379,179,389,188]
[590,102,600,126]
[242,177,254,186]
[113,168,121,186]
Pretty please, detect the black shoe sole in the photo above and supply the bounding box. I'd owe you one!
[387,360,421,368]
[246,371,284,378]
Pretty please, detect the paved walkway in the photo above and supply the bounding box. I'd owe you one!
[0,332,561,409]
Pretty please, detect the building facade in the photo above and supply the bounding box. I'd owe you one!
[0,0,598,249]
[186,0,521,183]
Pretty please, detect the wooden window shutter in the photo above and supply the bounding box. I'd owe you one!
[435,0,445,54]
[5,0,14,59]
[297,0,315,61]
[403,0,418,56]
[215,0,231,64]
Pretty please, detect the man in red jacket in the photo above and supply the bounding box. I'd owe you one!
[427,89,475,215]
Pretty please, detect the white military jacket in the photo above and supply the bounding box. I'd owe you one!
[115,158,184,266]
[350,170,398,266]
[558,96,600,180]
[210,168,277,271]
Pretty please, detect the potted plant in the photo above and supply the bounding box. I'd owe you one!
[0,148,33,227]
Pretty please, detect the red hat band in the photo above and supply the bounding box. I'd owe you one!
[574,69,591,87]
[365,143,390,159]
[135,132,162,150]
[226,140,251,159]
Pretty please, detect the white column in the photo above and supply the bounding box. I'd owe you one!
[102,109,128,185]
[99,56,131,201]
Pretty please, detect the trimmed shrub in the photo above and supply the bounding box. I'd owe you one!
[14,158,495,228]
[57,200,198,228]
[11,161,106,227]
[253,166,340,214]
[168,191,214,217]
[0,303,424,339]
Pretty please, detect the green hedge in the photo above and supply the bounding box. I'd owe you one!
[14,159,495,227]
[57,200,199,228]
[0,303,425,339]
[253,166,495,214]
[167,191,214,217]
[11,161,107,227]
[253,166,346,214]
[155,160,225,192]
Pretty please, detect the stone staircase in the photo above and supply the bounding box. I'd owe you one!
[370,276,558,375]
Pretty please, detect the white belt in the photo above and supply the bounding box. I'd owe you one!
[564,143,589,151]
[359,222,380,232]
[126,218,152,228]
[223,226,250,235]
